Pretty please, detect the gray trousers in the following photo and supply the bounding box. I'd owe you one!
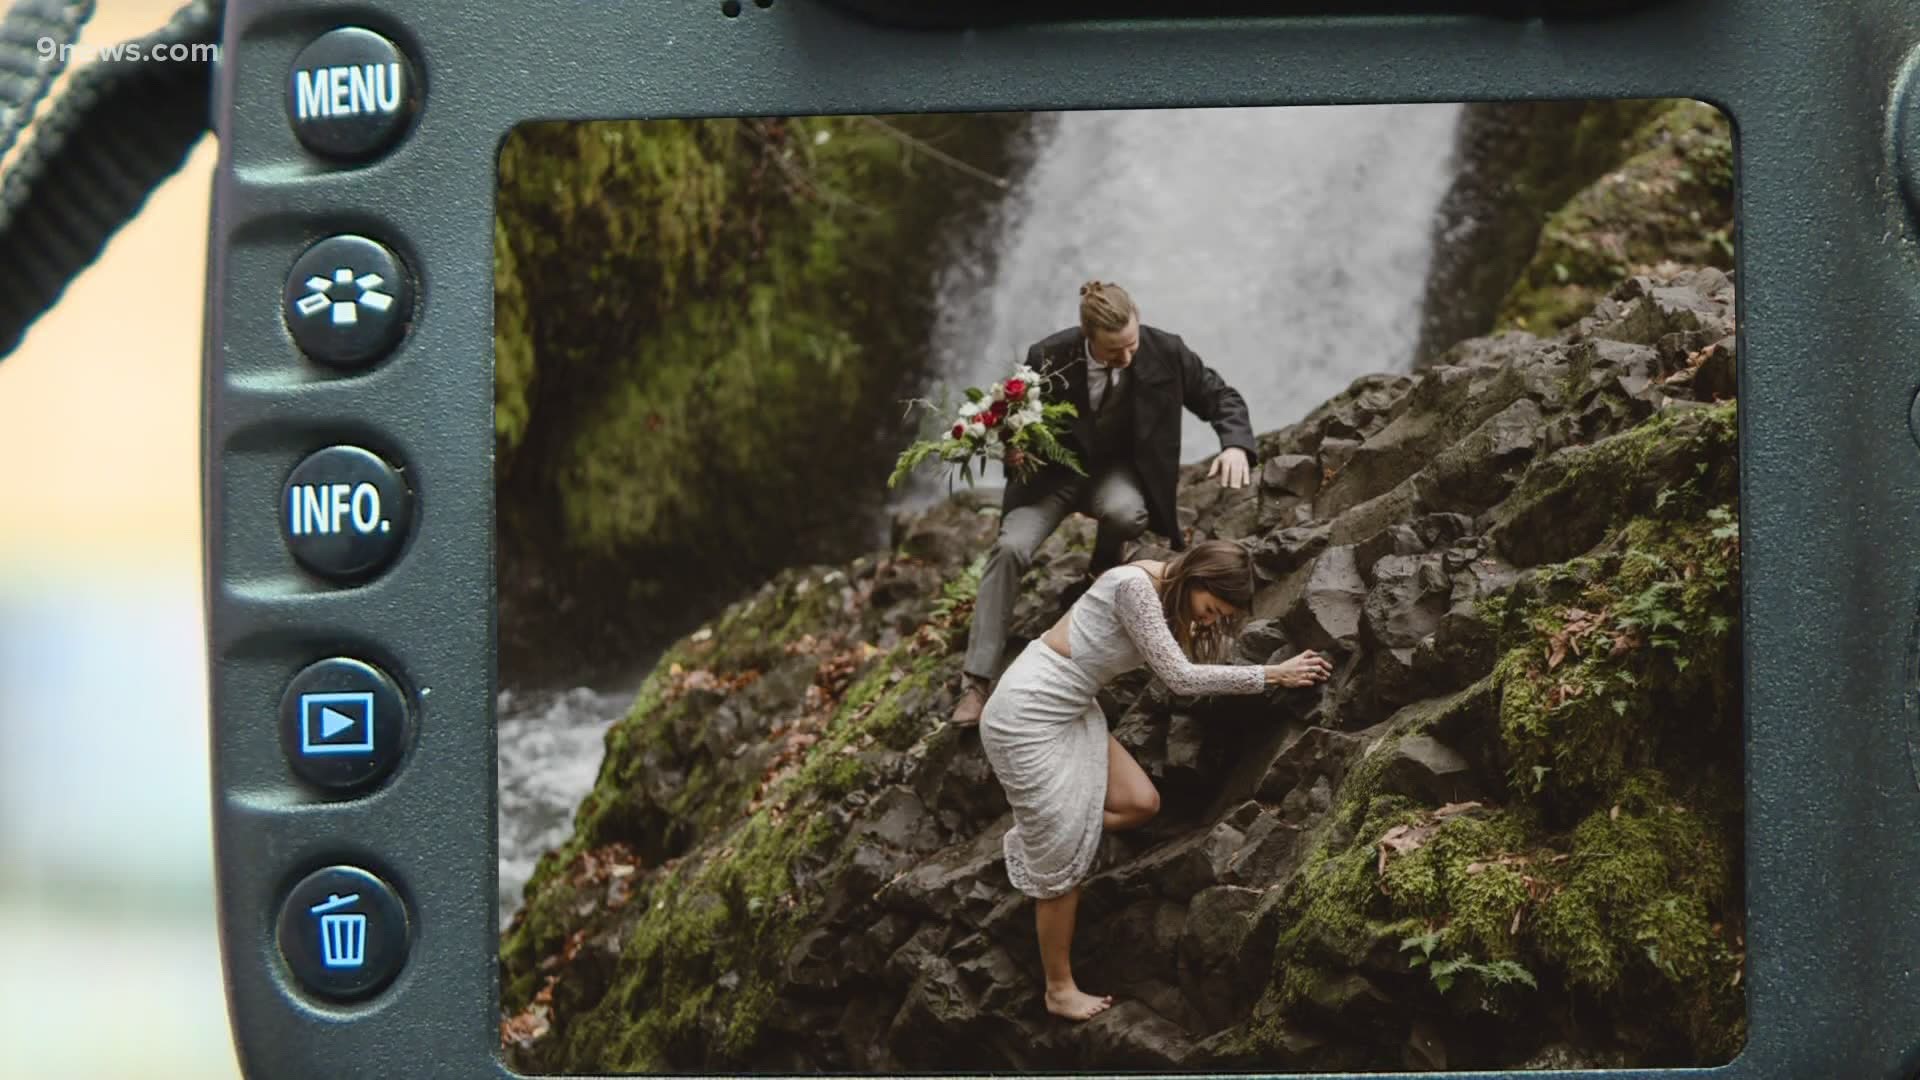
[962,461,1151,681]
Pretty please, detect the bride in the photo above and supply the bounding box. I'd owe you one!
[977,538,1333,1022]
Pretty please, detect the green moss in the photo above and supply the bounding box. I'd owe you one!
[542,805,840,1072]
[495,114,1029,674]
[506,609,970,1068]
[1261,399,1743,1063]
[1497,99,1734,336]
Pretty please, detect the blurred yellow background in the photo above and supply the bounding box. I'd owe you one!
[0,1,237,1076]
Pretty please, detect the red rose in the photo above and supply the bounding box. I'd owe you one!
[989,397,1009,417]
[982,409,1001,427]
[952,423,966,439]
[1005,378,1027,399]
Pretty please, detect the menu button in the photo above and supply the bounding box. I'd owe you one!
[287,27,419,161]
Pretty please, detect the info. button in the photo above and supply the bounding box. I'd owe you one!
[286,26,421,161]
[281,445,413,581]
[278,657,409,793]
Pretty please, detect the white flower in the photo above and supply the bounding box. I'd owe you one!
[959,401,981,420]
[990,383,1006,403]
[1013,365,1039,384]
[1007,410,1031,431]
[965,420,987,439]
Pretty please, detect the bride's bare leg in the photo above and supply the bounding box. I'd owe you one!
[1034,886,1113,1021]
[1103,734,1160,832]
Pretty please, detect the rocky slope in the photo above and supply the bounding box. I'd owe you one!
[497,258,1744,1071]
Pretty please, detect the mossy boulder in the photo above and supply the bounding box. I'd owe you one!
[494,114,1030,685]
[1415,97,1733,366]
[498,263,1746,1072]
[1495,100,1735,338]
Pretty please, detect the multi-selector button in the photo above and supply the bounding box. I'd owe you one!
[283,234,414,369]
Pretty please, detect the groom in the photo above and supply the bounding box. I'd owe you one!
[951,280,1259,727]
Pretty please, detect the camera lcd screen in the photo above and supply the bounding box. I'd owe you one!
[492,98,1742,1073]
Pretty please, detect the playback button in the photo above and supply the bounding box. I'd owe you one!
[278,657,409,792]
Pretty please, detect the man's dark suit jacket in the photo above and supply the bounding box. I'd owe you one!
[1009,324,1257,551]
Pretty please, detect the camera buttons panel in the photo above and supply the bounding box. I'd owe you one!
[278,657,409,793]
[284,234,415,369]
[282,445,414,581]
[287,27,420,162]
[276,865,410,1003]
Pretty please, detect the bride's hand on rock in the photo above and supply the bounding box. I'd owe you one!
[1264,649,1333,687]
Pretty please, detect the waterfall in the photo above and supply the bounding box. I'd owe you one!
[914,103,1463,495]
[498,104,1468,927]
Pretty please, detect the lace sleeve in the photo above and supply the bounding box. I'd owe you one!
[1113,569,1267,697]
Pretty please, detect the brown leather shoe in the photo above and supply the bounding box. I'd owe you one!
[950,680,989,727]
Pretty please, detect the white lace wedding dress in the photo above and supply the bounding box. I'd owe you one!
[978,563,1267,898]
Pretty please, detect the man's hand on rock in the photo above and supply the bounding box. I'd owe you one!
[1208,446,1252,489]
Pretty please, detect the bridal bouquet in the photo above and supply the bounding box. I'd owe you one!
[888,365,1084,488]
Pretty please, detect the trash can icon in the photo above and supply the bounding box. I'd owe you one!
[310,893,367,969]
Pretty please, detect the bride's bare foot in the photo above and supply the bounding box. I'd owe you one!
[1045,985,1115,1021]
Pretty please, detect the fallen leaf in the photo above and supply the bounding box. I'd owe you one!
[1434,801,1484,818]
[1377,821,1440,878]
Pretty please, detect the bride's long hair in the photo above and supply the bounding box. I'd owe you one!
[1151,539,1257,663]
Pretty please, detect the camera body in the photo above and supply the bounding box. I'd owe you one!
[202,0,1920,1076]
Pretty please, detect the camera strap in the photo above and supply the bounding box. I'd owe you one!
[0,0,220,359]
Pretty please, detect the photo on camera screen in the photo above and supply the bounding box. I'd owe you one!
[493,98,1742,1074]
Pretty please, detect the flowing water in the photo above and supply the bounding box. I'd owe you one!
[495,103,1465,927]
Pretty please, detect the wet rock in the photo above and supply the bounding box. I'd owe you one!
[1077,899,1187,993]
[853,785,943,855]
[1252,521,1332,583]
[1254,726,1369,804]
[1264,544,1368,652]
[1318,436,1362,476]
[1376,733,1484,805]
[845,912,915,979]
[1237,618,1292,661]
[1317,361,1532,517]
[1075,1000,1197,1069]
[1097,819,1245,902]
[1404,1017,1449,1071]
[891,489,1003,565]
[1692,334,1736,401]
[1262,454,1323,498]
[1294,970,1400,1042]
[1410,396,1544,513]
[1364,553,1455,651]
[1228,807,1305,883]
[875,826,1010,927]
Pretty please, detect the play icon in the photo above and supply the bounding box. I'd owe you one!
[300,691,375,754]
[278,657,408,793]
